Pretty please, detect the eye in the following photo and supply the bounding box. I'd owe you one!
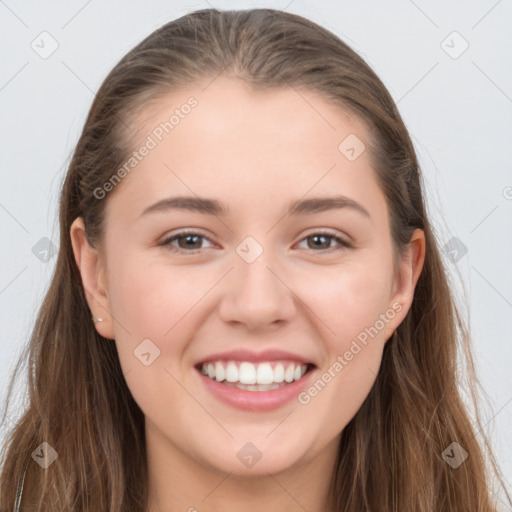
[160,230,214,253]
[296,231,352,252]
[160,229,351,254]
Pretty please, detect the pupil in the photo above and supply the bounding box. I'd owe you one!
[177,235,331,250]
[310,235,328,249]
[181,235,200,248]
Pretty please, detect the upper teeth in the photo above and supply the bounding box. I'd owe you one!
[200,361,308,385]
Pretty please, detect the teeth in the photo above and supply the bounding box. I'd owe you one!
[226,362,238,383]
[215,362,225,382]
[284,364,294,383]
[256,362,274,384]
[224,382,282,391]
[199,360,309,387]
[239,362,256,385]
[274,363,284,383]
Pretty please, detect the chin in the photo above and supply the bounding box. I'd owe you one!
[198,437,308,477]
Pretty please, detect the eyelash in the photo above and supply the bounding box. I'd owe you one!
[159,229,352,254]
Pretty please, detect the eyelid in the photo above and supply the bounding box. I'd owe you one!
[160,229,215,250]
[294,229,352,252]
[299,227,351,244]
[160,227,352,253]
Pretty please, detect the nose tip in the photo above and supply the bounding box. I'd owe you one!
[218,257,296,330]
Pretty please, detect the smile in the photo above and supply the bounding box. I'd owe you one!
[195,359,316,411]
[199,360,309,390]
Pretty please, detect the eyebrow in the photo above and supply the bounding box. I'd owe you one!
[139,194,371,219]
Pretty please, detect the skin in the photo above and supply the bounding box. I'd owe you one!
[70,76,425,512]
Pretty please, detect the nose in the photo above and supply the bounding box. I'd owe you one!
[218,253,296,331]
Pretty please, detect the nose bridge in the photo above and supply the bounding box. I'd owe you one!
[218,238,296,328]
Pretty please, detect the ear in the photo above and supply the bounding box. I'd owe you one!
[70,217,115,339]
[385,228,426,340]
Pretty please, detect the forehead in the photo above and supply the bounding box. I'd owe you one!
[128,75,372,162]
[106,76,384,223]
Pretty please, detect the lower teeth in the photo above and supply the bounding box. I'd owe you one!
[220,381,289,392]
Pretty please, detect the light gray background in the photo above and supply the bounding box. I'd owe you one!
[1,0,511,505]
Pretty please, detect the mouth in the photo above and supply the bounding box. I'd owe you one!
[195,360,315,391]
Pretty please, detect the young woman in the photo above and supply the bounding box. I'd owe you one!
[1,8,509,512]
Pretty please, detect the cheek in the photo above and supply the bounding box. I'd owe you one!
[106,257,200,417]
[106,254,215,381]
[295,265,392,435]
[108,253,203,336]
[298,256,394,345]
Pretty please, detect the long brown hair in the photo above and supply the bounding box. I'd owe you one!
[1,8,509,511]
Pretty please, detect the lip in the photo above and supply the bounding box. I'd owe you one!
[196,364,316,412]
[195,348,314,366]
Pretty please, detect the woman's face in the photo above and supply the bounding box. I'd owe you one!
[72,77,424,479]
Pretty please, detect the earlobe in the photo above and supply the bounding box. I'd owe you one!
[69,217,115,339]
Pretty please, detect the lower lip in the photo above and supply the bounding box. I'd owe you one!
[196,366,315,412]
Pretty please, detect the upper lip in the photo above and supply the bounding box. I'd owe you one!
[195,349,315,367]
